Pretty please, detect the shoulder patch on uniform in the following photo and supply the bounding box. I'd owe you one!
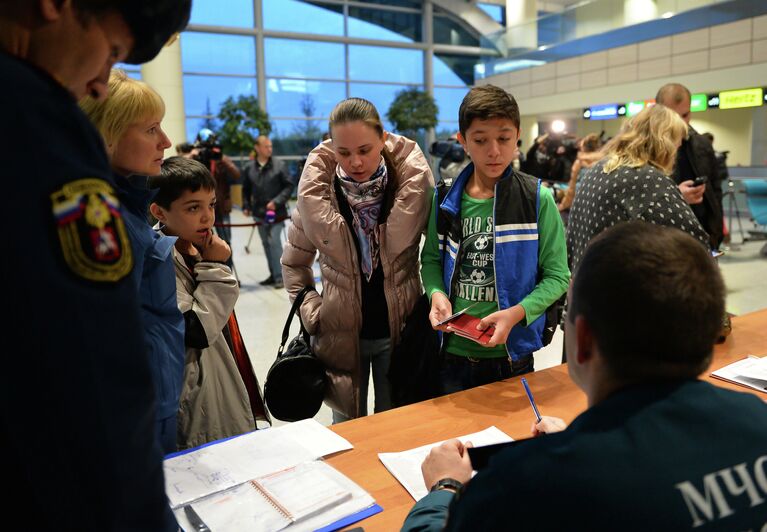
[51,178,133,282]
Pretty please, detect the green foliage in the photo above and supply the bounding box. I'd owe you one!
[386,88,438,137]
[216,95,271,155]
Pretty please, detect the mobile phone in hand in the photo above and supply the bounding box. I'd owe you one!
[690,176,708,187]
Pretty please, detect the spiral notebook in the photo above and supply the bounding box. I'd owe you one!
[176,460,376,531]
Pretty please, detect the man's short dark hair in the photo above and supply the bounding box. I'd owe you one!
[656,83,691,106]
[458,85,520,136]
[150,156,216,209]
[569,221,724,381]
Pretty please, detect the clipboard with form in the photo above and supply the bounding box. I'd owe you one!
[164,419,381,531]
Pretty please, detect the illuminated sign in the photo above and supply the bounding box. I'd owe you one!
[690,93,708,112]
[707,94,720,108]
[718,88,764,109]
[586,104,619,120]
[626,101,645,116]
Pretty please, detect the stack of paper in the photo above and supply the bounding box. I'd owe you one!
[165,419,379,531]
[711,356,767,393]
[378,426,514,501]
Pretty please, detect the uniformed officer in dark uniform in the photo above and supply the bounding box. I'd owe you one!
[1,1,190,530]
[402,222,767,531]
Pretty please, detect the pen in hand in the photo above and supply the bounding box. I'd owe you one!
[521,377,542,423]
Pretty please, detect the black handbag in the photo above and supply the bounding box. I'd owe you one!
[263,286,327,422]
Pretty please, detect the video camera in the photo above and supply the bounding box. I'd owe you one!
[429,139,466,164]
[192,127,223,169]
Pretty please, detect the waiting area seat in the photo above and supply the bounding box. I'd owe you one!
[742,179,767,256]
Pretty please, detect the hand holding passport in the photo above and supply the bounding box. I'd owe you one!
[439,304,496,346]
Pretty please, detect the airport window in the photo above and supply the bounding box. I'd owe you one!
[183,74,257,116]
[347,7,421,42]
[177,1,494,155]
[265,39,345,80]
[434,53,477,86]
[349,45,423,84]
[186,117,222,143]
[181,33,256,76]
[358,0,421,8]
[348,82,422,130]
[190,0,254,28]
[433,87,468,122]
[271,118,328,156]
[478,3,505,25]
[266,79,346,118]
[433,14,480,47]
[263,0,344,36]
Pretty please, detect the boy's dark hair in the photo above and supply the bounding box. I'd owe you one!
[150,156,216,209]
[458,85,520,136]
[569,221,724,381]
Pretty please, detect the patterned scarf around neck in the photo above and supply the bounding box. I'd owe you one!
[336,156,388,281]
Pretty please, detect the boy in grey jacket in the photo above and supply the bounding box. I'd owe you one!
[150,157,269,450]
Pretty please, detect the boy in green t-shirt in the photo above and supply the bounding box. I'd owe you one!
[421,85,570,394]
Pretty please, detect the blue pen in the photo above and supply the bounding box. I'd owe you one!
[521,377,542,423]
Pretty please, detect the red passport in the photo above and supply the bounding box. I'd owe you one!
[447,314,495,345]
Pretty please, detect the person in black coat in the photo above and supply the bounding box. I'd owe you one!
[2,1,190,530]
[657,83,726,249]
[242,135,294,288]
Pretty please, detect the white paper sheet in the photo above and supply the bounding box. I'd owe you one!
[711,356,767,393]
[165,419,353,508]
[378,426,514,501]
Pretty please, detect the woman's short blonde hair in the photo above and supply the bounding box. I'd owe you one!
[79,69,165,146]
[601,104,687,175]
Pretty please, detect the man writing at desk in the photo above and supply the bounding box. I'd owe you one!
[403,221,767,531]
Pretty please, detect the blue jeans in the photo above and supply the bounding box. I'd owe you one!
[257,220,284,282]
[440,352,534,395]
[333,337,392,424]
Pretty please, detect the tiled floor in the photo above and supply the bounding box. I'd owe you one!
[229,207,767,428]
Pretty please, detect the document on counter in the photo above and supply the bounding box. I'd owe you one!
[711,355,767,393]
[173,460,378,532]
[165,419,353,508]
[378,426,513,501]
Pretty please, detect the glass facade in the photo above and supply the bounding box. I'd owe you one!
[182,0,483,154]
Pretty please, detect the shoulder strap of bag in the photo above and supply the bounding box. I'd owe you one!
[278,286,315,354]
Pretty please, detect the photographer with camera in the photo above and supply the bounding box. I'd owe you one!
[192,128,240,266]
[522,133,579,184]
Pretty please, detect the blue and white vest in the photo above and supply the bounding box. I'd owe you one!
[435,163,545,359]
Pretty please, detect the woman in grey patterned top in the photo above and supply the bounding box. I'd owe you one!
[567,104,709,273]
